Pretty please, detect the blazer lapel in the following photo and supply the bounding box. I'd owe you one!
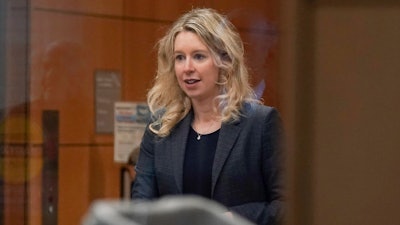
[170,113,193,193]
[211,120,241,195]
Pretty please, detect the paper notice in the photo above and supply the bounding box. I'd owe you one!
[114,102,150,163]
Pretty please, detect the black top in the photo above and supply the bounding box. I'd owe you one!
[182,126,219,198]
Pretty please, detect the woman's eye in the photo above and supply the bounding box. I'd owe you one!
[175,55,185,61]
[193,54,206,60]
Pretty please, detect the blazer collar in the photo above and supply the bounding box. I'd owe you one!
[169,113,192,193]
[211,120,241,195]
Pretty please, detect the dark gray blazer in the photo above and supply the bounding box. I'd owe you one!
[132,103,284,225]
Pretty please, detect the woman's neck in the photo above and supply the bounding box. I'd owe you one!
[191,100,221,134]
[191,100,218,122]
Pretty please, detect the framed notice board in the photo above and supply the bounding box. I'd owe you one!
[94,70,121,133]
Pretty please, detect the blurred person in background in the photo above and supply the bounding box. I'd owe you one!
[125,146,140,198]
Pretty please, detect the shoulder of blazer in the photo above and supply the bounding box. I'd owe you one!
[240,102,276,120]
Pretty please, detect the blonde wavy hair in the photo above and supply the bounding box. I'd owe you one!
[147,8,258,137]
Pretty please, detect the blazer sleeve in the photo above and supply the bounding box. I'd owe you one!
[131,124,160,200]
[228,108,285,225]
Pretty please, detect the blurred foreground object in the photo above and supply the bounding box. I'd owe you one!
[82,196,255,225]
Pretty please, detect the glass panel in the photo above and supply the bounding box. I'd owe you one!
[0,1,279,224]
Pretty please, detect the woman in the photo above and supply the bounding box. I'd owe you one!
[132,8,284,225]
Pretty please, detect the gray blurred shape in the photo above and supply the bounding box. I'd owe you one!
[81,196,255,225]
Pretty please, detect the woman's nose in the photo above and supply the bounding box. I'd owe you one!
[183,58,194,73]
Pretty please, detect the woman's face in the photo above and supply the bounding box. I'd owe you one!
[174,31,220,102]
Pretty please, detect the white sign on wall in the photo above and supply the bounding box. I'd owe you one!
[113,102,150,163]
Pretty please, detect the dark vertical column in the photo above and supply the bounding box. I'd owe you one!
[292,1,316,225]
[0,0,7,223]
[42,111,59,225]
[0,0,6,104]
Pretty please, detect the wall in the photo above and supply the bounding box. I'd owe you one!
[280,0,400,225]
[312,2,400,225]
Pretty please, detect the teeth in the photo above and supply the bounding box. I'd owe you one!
[185,79,198,84]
